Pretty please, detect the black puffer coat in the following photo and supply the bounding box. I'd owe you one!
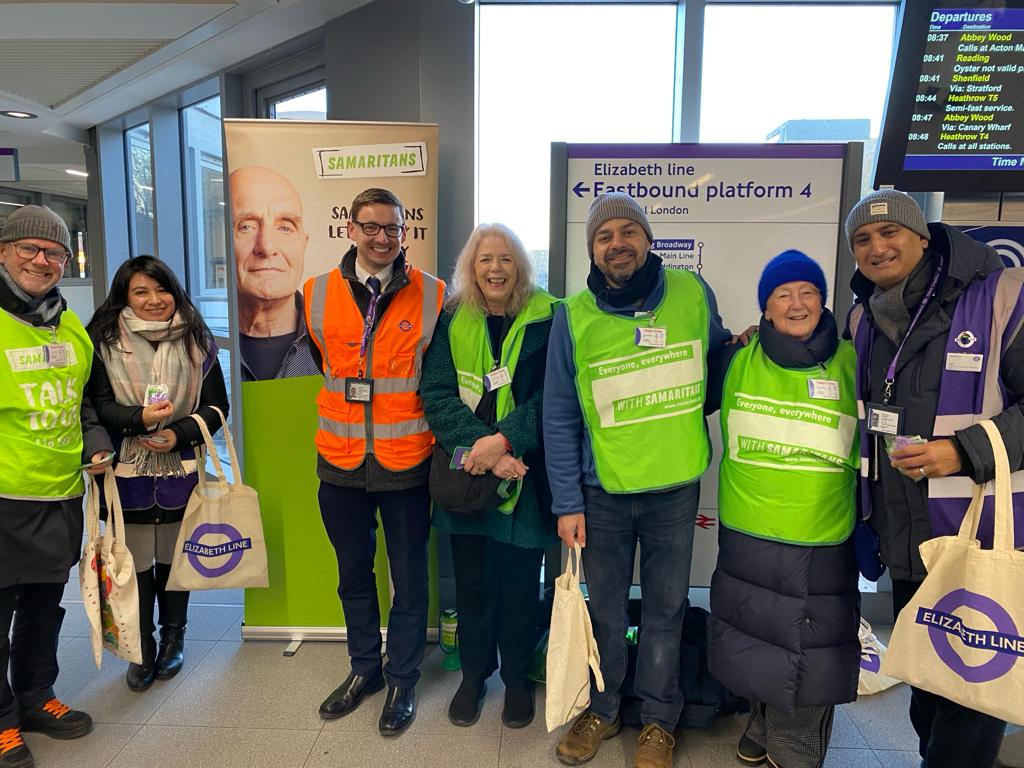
[707,315,861,713]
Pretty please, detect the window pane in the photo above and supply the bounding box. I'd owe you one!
[125,123,156,255]
[700,4,897,195]
[271,86,327,120]
[46,197,90,279]
[182,96,229,336]
[478,4,677,286]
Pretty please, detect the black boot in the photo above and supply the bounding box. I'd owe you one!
[154,563,188,680]
[127,567,157,691]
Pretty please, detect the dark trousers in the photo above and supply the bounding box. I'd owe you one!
[892,579,1006,768]
[582,483,699,732]
[318,482,431,689]
[449,533,543,689]
[0,583,66,729]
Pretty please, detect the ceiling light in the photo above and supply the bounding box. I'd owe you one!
[1,111,37,119]
[0,201,25,207]
[65,169,88,178]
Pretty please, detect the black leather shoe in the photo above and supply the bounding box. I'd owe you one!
[378,686,416,736]
[501,683,535,729]
[319,671,385,720]
[448,680,486,726]
[155,624,185,680]
[127,634,157,692]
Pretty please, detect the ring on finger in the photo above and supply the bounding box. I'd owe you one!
[919,466,927,477]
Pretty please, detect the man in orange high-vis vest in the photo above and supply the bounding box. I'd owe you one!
[305,188,444,737]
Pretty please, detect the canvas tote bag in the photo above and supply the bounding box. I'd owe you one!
[857,618,902,696]
[80,468,143,666]
[881,420,1024,725]
[545,544,605,732]
[167,407,268,591]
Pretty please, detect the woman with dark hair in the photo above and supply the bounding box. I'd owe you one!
[86,256,228,692]
[421,223,556,729]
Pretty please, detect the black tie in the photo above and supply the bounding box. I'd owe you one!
[366,275,382,296]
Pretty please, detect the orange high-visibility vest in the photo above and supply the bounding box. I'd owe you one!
[304,265,444,471]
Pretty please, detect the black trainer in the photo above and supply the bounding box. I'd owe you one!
[19,699,93,740]
[501,684,535,729]
[737,733,767,766]
[0,728,34,768]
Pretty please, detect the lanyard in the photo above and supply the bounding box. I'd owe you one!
[357,279,382,377]
[881,255,944,404]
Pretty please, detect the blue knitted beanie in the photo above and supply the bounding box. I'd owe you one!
[758,250,828,310]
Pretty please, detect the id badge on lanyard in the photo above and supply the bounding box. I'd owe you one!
[346,288,381,404]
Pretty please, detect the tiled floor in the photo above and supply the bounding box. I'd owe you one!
[28,582,1017,768]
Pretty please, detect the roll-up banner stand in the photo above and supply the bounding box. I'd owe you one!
[222,120,439,640]
[550,142,863,587]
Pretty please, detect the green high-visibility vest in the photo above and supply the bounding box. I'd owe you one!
[449,289,556,512]
[0,307,93,500]
[719,336,859,545]
[565,268,710,493]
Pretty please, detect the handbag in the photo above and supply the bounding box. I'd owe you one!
[545,544,604,732]
[857,618,901,695]
[428,385,518,515]
[428,443,515,515]
[167,407,269,591]
[881,420,1024,725]
[80,468,143,667]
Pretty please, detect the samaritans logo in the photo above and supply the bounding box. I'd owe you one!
[313,142,427,179]
[918,589,1023,683]
[6,344,77,372]
[727,392,855,472]
[588,340,704,428]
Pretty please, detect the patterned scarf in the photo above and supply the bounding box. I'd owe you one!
[99,307,203,477]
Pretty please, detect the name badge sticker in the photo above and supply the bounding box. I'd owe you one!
[945,352,984,373]
[484,366,512,391]
[635,327,667,348]
[44,343,69,368]
[807,378,840,400]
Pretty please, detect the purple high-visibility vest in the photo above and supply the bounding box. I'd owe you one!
[849,267,1024,549]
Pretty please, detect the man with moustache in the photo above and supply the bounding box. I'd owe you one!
[0,206,113,768]
[305,188,444,737]
[543,192,730,768]
[845,189,1024,768]
[230,165,319,380]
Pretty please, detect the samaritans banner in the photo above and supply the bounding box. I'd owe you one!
[222,120,439,639]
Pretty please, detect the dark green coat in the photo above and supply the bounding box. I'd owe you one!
[421,307,557,550]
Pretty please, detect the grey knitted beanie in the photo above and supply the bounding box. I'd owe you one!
[0,205,72,254]
[844,190,930,249]
[586,192,654,260]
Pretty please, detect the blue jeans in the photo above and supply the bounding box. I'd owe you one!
[581,483,699,731]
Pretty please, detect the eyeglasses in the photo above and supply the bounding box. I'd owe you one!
[11,242,69,265]
[351,220,403,238]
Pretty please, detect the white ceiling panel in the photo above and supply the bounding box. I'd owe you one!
[0,3,236,39]
[0,40,170,108]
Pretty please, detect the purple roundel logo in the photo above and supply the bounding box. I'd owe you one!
[860,647,881,673]
[183,523,252,578]
[398,319,413,332]
[917,589,1022,683]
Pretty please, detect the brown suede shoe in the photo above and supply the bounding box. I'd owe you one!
[633,723,675,768]
[555,711,622,765]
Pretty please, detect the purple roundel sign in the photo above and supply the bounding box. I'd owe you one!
[183,523,252,578]
[916,589,1022,684]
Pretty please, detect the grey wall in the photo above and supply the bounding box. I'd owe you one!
[324,0,475,283]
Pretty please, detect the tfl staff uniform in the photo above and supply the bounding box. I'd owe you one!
[305,231,443,735]
[845,190,1024,768]
[0,205,111,767]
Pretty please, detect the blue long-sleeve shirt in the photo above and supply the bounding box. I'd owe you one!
[542,266,732,516]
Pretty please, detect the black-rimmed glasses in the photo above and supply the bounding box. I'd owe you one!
[11,242,70,266]
[351,221,403,238]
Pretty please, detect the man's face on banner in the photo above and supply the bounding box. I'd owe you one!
[231,166,309,303]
